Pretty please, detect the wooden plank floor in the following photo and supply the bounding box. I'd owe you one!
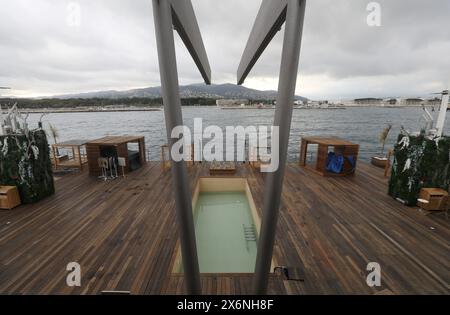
[0,162,448,294]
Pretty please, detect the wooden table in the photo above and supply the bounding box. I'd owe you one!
[299,136,359,176]
[86,136,146,177]
[51,139,89,170]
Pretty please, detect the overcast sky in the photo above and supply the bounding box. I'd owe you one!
[0,0,449,99]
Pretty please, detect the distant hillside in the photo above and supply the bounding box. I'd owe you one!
[52,83,308,102]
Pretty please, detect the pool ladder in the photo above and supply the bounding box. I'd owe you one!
[243,224,257,251]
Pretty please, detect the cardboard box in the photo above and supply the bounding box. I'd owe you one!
[417,188,448,211]
[0,186,22,210]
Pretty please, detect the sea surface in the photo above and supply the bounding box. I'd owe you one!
[27,107,449,162]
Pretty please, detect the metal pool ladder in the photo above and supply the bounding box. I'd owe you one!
[243,224,257,251]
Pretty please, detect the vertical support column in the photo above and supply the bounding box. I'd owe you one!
[435,90,449,138]
[52,145,58,170]
[78,146,82,170]
[299,139,308,166]
[253,0,306,295]
[71,147,75,164]
[152,0,201,295]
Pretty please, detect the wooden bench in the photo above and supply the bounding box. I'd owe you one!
[209,162,237,176]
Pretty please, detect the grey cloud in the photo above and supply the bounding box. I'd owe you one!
[0,0,449,99]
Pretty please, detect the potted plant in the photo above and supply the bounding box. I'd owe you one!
[48,123,67,163]
[371,124,392,168]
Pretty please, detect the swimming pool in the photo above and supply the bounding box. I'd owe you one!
[173,178,272,274]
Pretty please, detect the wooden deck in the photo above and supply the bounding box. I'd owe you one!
[0,162,448,294]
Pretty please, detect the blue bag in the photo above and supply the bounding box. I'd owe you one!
[326,152,344,174]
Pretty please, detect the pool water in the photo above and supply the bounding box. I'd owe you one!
[190,191,258,273]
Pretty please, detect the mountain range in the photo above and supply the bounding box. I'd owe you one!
[52,83,307,101]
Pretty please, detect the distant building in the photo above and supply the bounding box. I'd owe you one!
[216,99,249,107]
[384,98,398,105]
[404,98,424,106]
[426,97,441,106]
[354,98,383,105]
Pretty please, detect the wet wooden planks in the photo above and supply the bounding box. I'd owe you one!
[0,162,448,294]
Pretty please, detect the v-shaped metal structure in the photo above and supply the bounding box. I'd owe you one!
[237,0,307,294]
[152,0,306,295]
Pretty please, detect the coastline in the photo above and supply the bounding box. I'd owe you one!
[1,107,163,114]
[1,104,425,114]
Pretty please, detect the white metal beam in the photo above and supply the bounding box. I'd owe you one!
[170,0,211,84]
[435,90,449,137]
[237,0,289,85]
